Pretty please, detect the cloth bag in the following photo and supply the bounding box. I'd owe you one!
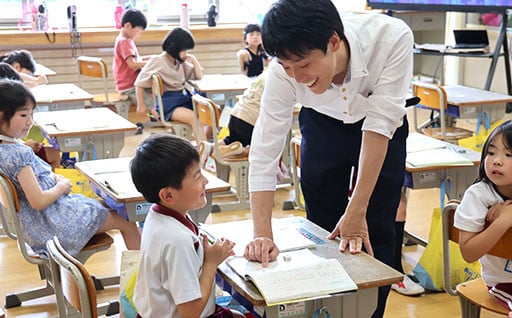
[54,168,97,199]
[412,206,481,291]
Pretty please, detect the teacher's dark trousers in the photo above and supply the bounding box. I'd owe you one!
[299,107,408,318]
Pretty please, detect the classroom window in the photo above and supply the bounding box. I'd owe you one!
[1,0,367,30]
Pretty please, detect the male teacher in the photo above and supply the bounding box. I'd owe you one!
[244,1,413,317]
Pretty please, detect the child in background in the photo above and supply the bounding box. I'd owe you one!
[0,50,48,87]
[236,24,269,78]
[130,134,244,318]
[0,79,140,257]
[455,119,512,314]
[199,71,266,165]
[0,62,61,169]
[134,27,204,139]
[113,8,155,126]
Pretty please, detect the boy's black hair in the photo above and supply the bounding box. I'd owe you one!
[0,50,37,74]
[130,134,199,204]
[0,62,22,81]
[261,0,344,60]
[476,120,512,184]
[162,27,195,63]
[121,8,147,29]
[0,79,36,128]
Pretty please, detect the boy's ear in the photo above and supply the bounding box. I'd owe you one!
[11,62,21,72]
[158,186,175,204]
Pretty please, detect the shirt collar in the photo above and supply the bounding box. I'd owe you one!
[343,27,369,79]
[152,203,199,236]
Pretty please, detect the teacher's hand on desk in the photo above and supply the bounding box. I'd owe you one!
[244,236,280,267]
[327,202,374,256]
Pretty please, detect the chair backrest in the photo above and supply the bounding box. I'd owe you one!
[442,200,512,295]
[412,81,447,111]
[47,237,97,318]
[77,56,110,103]
[191,94,221,140]
[0,173,46,266]
[151,72,165,120]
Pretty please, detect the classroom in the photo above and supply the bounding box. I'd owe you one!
[1,0,512,317]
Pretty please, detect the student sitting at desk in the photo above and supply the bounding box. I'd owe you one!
[0,79,140,257]
[130,134,245,318]
[0,63,61,169]
[455,120,512,317]
[198,71,266,166]
[134,27,205,139]
[0,50,48,88]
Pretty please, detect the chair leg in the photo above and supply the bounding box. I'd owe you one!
[92,275,121,290]
[97,300,120,316]
[458,295,481,318]
[4,283,54,308]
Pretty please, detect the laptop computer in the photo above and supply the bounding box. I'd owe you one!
[451,30,489,51]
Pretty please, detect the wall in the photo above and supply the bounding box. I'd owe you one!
[0,25,244,96]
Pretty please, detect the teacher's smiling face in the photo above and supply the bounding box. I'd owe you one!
[276,33,348,95]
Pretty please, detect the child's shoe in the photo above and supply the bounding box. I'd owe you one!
[219,141,244,158]
[391,275,425,296]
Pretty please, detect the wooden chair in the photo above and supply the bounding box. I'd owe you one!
[150,72,193,140]
[192,94,250,212]
[0,173,119,314]
[412,81,473,142]
[442,201,512,317]
[76,56,130,118]
[47,236,119,318]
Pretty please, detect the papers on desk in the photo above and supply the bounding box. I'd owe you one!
[201,218,317,256]
[407,147,473,168]
[226,249,357,306]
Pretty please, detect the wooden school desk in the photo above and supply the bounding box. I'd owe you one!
[207,216,402,318]
[442,85,512,126]
[34,63,56,77]
[405,133,481,245]
[75,157,231,223]
[31,83,93,111]
[33,108,136,160]
[406,133,480,201]
[192,74,252,107]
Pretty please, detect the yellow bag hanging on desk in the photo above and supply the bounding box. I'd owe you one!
[458,112,501,152]
[54,168,98,199]
[412,206,481,291]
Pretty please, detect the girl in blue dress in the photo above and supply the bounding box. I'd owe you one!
[0,79,140,257]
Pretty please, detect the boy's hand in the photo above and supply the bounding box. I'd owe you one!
[203,235,236,266]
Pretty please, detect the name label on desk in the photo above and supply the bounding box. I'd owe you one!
[135,203,152,216]
[64,137,82,148]
[279,302,305,316]
[211,93,225,101]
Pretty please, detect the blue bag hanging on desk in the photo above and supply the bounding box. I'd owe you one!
[412,184,481,291]
[458,112,502,152]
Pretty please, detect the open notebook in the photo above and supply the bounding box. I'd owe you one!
[226,249,357,306]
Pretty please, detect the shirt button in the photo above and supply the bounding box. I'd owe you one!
[343,111,348,114]
[343,96,347,100]
[341,88,346,92]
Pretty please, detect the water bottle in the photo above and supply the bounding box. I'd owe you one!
[36,3,48,31]
[114,5,124,29]
[180,3,189,29]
